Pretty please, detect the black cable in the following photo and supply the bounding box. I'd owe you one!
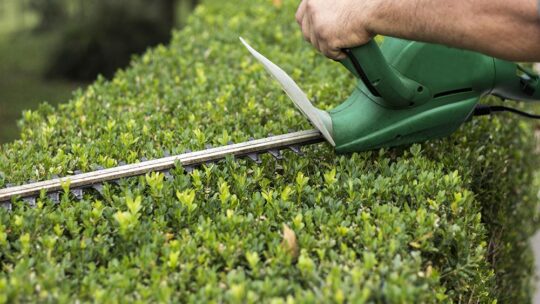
[473,104,540,119]
[343,49,381,97]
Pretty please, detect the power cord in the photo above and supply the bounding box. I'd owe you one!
[474,104,540,119]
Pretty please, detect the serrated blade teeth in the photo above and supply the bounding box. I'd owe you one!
[71,188,84,200]
[268,149,283,160]
[247,153,262,164]
[23,196,37,207]
[161,170,174,181]
[92,184,104,195]
[48,192,60,203]
[289,145,304,155]
[1,201,12,211]
[0,130,323,206]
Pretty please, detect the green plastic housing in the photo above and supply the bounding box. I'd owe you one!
[327,38,540,153]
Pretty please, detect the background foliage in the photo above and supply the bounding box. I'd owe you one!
[0,0,198,142]
[0,0,539,302]
[42,0,197,81]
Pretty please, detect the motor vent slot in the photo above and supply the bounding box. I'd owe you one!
[434,88,473,98]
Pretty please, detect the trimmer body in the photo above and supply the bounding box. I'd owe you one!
[242,37,540,153]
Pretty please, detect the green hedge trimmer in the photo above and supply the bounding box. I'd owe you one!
[241,37,540,153]
[1,37,539,206]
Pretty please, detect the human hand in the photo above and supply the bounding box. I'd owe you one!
[295,0,377,60]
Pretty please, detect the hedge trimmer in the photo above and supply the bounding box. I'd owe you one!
[1,37,539,207]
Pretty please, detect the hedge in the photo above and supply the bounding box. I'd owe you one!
[0,0,539,302]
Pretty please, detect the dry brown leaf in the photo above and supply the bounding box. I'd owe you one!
[426,265,433,277]
[218,243,226,254]
[409,241,421,249]
[281,224,299,259]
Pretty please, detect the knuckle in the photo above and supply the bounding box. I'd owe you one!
[305,0,319,14]
[314,25,327,38]
[305,0,314,11]
[325,50,336,59]
[327,38,341,49]
[295,12,302,24]
[323,37,338,49]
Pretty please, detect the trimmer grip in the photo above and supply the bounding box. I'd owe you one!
[492,60,540,102]
[341,40,430,108]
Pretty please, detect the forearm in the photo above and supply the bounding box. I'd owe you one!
[367,0,540,61]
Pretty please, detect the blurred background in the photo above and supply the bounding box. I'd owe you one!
[0,0,198,143]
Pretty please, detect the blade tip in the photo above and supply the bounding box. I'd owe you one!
[239,37,249,48]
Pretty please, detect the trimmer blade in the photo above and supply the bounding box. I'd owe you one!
[240,37,336,146]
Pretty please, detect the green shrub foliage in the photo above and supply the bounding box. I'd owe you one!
[0,0,538,302]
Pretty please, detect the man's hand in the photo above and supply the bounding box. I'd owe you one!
[296,0,540,62]
[295,0,378,60]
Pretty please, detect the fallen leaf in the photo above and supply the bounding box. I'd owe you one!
[426,265,433,277]
[281,224,299,259]
[409,241,421,249]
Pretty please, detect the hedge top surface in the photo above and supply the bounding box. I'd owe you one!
[0,0,538,303]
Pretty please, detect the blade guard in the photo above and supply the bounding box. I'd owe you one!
[240,38,335,146]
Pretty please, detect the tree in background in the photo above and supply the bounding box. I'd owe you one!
[26,0,199,81]
[161,0,178,31]
[28,0,67,30]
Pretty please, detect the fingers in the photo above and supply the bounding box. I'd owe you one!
[321,34,347,60]
[298,3,324,54]
[303,19,345,60]
[295,0,307,25]
[301,16,311,43]
[296,0,348,60]
[324,47,346,61]
[307,15,321,52]
[318,38,346,60]
[331,51,347,61]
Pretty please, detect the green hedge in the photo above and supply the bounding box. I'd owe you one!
[0,0,538,302]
